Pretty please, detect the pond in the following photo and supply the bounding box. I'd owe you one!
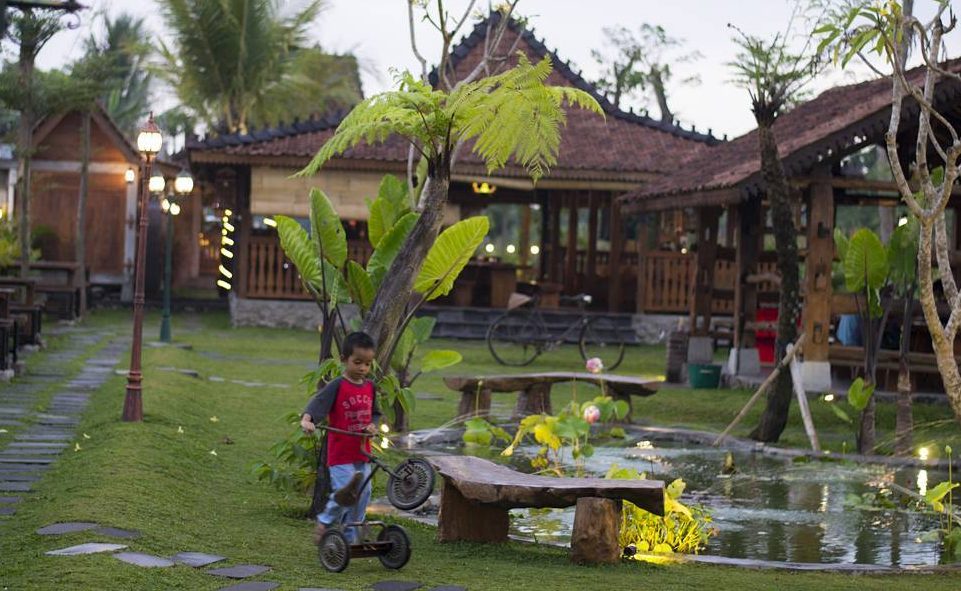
[419,438,952,567]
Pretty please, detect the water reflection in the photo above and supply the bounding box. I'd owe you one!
[500,443,950,567]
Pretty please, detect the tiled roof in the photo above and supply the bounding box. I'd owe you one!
[189,13,721,183]
[619,60,961,212]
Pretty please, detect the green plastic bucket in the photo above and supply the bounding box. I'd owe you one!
[688,363,722,389]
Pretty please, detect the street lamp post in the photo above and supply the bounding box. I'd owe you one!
[123,113,162,423]
[159,170,192,342]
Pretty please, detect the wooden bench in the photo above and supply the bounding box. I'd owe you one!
[828,344,956,390]
[427,455,664,564]
[0,277,42,346]
[3,262,86,319]
[443,372,660,422]
[0,288,19,372]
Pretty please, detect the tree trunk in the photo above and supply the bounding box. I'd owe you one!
[16,25,37,278]
[75,111,91,315]
[895,292,914,456]
[363,172,450,366]
[750,122,800,443]
[650,68,673,125]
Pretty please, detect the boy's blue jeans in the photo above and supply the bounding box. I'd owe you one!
[317,461,372,544]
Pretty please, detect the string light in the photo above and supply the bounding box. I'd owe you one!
[216,279,232,290]
[220,248,234,259]
[219,265,233,279]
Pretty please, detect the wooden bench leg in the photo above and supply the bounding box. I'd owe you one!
[437,479,509,543]
[571,497,622,564]
[458,387,492,418]
[513,382,552,419]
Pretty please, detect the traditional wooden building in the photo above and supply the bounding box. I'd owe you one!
[619,60,961,389]
[186,13,720,318]
[5,104,188,299]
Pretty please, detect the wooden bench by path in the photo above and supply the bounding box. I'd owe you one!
[427,454,664,564]
[443,372,660,422]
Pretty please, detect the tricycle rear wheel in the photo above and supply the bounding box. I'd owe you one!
[377,524,411,570]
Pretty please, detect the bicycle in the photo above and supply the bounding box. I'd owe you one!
[486,292,627,370]
[313,425,435,573]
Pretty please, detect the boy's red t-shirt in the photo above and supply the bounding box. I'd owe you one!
[326,378,375,466]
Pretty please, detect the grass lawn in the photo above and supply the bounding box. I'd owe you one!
[2,309,960,590]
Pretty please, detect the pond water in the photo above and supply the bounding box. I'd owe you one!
[424,439,953,567]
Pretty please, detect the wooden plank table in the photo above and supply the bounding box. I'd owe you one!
[427,454,664,563]
[443,372,660,422]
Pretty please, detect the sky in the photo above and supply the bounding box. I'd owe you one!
[14,0,957,139]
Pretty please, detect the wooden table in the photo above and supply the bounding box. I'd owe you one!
[427,454,663,563]
[443,372,660,422]
[3,262,85,318]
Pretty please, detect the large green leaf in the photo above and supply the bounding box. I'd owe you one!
[844,228,887,292]
[391,326,416,372]
[414,216,490,299]
[308,188,347,269]
[408,316,437,344]
[345,261,374,312]
[275,215,321,289]
[888,218,918,292]
[368,175,410,248]
[419,349,462,373]
[833,227,849,262]
[367,212,418,288]
[321,259,351,304]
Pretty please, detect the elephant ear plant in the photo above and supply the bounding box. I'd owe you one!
[831,220,918,454]
[255,174,484,516]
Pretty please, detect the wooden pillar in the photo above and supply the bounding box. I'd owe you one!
[235,167,251,298]
[519,203,531,272]
[586,191,598,282]
[608,194,624,312]
[804,175,835,365]
[734,197,762,349]
[549,192,562,283]
[689,207,721,336]
[565,193,579,292]
[636,213,651,314]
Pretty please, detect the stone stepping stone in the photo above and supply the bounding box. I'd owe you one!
[1,447,63,456]
[171,551,227,567]
[0,407,28,415]
[0,481,32,492]
[207,565,271,579]
[218,583,280,591]
[45,543,126,556]
[0,420,24,427]
[300,588,347,591]
[427,587,466,591]
[0,456,54,464]
[0,506,15,515]
[0,473,42,482]
[36,522,99,535]
[8,442,68,448]
[372,583,423,591]
[113,552,175,568]
[0,462,50,472]
[94,526,141,539]
[0,496,21,503]
[16,433,73,441]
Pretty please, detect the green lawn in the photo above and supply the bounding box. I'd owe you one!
[2,309,960,590]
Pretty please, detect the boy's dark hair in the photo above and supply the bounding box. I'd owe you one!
[341,331,375,359]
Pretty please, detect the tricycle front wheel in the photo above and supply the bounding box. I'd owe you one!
[386,458,435,510]
[318,529,350,572]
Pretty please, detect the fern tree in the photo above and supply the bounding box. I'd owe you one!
[729,28,817,444]
[298,55,602,365]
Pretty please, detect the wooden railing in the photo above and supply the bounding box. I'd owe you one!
[244,235,373,300]
[639,252,782,315]
[641,251,695,313]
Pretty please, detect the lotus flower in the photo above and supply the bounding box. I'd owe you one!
[585,357,604,374]
[583,405,601,424]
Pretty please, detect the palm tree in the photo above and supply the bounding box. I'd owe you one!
[82,13,152,135]
[157,0,361,134]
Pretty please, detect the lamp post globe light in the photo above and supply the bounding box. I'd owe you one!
[159,170,192,343]
[123,113,162,423]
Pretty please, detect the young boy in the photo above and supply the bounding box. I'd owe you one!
[301,331,381,544]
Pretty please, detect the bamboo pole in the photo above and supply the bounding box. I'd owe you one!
[789,352,821,452]
[713,332,806,446]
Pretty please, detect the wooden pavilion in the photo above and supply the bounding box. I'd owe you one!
[618,61,961,389]
[186,13,720,317]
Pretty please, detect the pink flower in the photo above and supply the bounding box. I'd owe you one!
[583,405,601,424]
[585,357,604,374]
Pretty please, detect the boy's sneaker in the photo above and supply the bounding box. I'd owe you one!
[333,471,364,506]
[313,522,326,545]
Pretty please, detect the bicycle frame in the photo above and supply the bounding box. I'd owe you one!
[516,300,592,352]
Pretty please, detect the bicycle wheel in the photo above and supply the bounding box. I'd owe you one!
[487,311,542,366]
[377,524,412,570]
[579,316,626,371]
[386,458,435,510]
[318,529,351,572]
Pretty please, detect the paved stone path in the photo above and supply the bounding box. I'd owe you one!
[2,322,467,591]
